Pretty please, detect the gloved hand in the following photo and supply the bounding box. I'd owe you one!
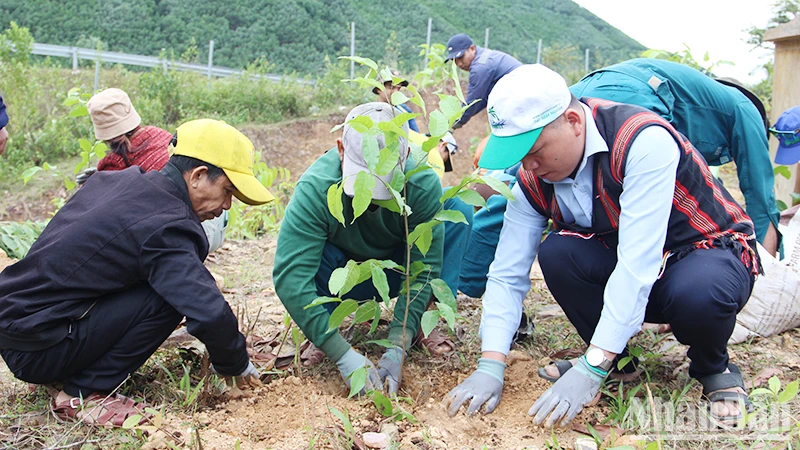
[529,356,606,427]
[213,361,263,397]
[335,348,382,396]
[444,358,505,416]
[75,167,97,186]
[377,346,404,396]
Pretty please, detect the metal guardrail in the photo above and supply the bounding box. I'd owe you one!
[30,42,310,84]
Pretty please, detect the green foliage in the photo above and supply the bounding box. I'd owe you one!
[227,161,294,239]
[0,221,46,259]
[0,0,645,75]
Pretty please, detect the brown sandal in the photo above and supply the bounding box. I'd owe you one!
[416,328,455,356]
[52,392,150,427]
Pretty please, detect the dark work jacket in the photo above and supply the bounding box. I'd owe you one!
[0,95,7,129]
[517,98,761,276]
[0,165,248,375]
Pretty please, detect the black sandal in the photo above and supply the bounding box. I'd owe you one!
[537,360,574,382]
[698,363,753,427]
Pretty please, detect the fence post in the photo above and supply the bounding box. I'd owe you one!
[585,48,590,73]
[93,59,100,92]
[207,40,214,82]
[72,47,78,71]
[485,28,489,49]
[350,22,355,79]
[537,39,542,64]
[424,18,432,67]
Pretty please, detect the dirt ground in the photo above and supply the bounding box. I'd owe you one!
[1,109,799,449]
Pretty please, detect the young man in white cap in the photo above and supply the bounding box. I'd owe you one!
[445,33,521,129]
[0,119,272,426]
[274,102,471,396]
[445,64,760,427]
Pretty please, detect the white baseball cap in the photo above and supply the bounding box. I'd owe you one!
[341,102,409,200]
[478,64,572,170]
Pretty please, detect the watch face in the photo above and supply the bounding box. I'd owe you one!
[586,348,604,367]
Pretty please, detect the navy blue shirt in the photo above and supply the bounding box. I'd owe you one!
[0,166,249,375]
[456,47,522,128]
[0,95,7,129]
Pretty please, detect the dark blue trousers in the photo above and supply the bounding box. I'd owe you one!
[1,284,182,397]
[537,233,754,379]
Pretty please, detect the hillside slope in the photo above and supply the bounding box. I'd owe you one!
[1,0,644,73]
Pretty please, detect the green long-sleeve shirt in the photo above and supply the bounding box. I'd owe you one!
[273,149,444,362]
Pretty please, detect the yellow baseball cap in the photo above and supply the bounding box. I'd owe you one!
[173,119,274,205]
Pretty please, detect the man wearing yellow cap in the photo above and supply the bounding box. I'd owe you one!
[0,119,273,426]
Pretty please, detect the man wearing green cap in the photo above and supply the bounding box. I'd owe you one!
[445,64,760,428]
[0,119,272,426]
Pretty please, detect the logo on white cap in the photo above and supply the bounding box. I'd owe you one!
[487,64,572,138]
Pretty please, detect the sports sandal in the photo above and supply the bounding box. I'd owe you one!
[537,360,575,382]
[52,392,150,427]
[416,328,455,356]
[698,363,753,427]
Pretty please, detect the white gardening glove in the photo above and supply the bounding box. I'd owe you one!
[529,356,606,427]
[376,346,404,396]
[335,348,382,396]
[444,358,505,416]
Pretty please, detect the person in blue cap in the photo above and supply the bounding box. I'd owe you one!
[772,106,800,195]
[0,94,9,155]
[445,33,521,129]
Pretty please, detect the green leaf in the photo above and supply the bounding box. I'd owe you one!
[347,366,367,398]
[68,105,88,118]
[121,414,143,429]
[438,95,464,125]
[62,96,80,107]
[480,175,515,200]
[339,260,362,297]
[769,376,781,394]
[392,112,418,128]
[78,138,92,154]
[373,391,394,416]
[421,136,440,154]
[778,380,799,403]
[328,299,359,332]
[410,261,429,277]
[390,91,410,106]
[370,299,382,333]
[347,115,375,134]
[354,301,378,324]
[361,135,380,172]
[774,165,792,180]
[327,184,345,225]
[372,198,401,214]
[434,209,468,225]
[415,228,433,255]
[749,387,775,397]
[330,122,346,133]
[436,302,456,331]
[378,121,408,139]
[457,189,488,208]
[93,141,108,159]
[420,310,440,338]
[351,171,376,223]
[450,61,466,104]
[389,166,405,191]
[339,55,378,72]
[430,278,456,311]
[371,263,391,303]
[406,84,427,118]
[328,406,352,432]
[20,166,43,185]
[366,339,396,348]
[375,147,400,176]
[777,199,788,212]
[304,296,342,310]
[429,110,449,137]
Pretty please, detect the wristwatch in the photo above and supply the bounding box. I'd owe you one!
[585,347,613,372]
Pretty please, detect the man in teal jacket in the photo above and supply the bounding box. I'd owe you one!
[572,58,779,255]
[273,102,471,396]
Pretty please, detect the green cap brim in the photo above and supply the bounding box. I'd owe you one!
[478,127,543,170]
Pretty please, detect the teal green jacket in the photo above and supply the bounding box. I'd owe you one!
[571,58,780,252]
[273,149,444,362]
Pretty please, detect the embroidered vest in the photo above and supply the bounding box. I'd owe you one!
[517,98,759,274]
